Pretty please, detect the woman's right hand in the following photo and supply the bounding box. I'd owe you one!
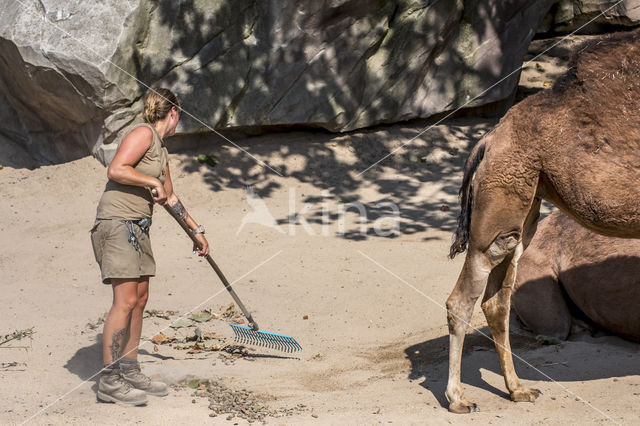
[151,183,167,205]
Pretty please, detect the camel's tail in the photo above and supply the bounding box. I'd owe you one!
[449,140,486,259]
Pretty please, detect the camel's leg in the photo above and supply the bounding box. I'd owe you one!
[446,193,540,413]
[446,251,493,413]
[480,201,542,402]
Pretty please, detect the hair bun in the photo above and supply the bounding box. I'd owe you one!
[143,88,180,124]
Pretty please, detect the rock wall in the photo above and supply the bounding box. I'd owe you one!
[539,0,640,34]
[1,0,560,166]
[0,0,139,166]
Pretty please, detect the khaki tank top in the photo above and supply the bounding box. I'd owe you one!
[96,122,168,220]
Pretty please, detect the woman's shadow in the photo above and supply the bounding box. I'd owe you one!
[64,334,104,393]
[64,333,176,392]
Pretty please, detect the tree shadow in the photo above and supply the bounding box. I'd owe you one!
[81,0,565,239]
[166,116,495,239]
[129,0,501,132]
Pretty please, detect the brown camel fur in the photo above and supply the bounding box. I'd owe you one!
[513,210,640,343]
[446,29,640,414]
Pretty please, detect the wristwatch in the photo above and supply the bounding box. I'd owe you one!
[192,225,205,234]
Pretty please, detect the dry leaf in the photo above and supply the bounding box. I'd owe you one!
[152,333,167,345]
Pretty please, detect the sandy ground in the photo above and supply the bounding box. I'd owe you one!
[2,34,639,425]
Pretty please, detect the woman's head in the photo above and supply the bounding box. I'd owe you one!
[143,88,181,124]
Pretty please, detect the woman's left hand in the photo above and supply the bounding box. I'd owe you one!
[193,233,210,257]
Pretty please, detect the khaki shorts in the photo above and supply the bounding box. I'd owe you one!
[90,219,156,284]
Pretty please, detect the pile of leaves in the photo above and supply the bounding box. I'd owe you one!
[145,304,248,356]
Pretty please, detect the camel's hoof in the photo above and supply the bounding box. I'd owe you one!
[448,401,479,414]
[510,388,541,402]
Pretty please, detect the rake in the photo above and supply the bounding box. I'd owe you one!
[159,198,302,353]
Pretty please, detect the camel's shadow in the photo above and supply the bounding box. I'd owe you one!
[405,324,640,409]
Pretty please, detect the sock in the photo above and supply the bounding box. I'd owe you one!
[119,358,138,367]
[101,363,116,375]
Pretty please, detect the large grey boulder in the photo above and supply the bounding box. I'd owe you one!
[539,0,640,34]
[1,0,558,166]
[0,0,139,165]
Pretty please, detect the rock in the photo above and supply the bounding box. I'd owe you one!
[539,0,640,34]
[0,0,140,166]
[1,0,557,165]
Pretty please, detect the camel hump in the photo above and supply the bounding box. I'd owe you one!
[553,29,640,97]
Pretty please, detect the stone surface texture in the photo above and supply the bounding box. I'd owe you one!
[0,0,584,165]
[539,0,640,34]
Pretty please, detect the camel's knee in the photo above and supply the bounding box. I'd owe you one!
[486,231,520,266]
[446,294,479,334]
[481,296,510,326]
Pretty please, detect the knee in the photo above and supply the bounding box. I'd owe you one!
[135,291,149,311]
[114,295,138,313]
[480,298,508,317]
[446,298,470,333]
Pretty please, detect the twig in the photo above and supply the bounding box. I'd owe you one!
[0,327,35,347]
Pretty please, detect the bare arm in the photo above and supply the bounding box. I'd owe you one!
[163,164,210,256]
[107,126,167,203]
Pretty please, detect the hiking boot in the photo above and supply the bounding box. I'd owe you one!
[97,369,148,406]
[119,359,169,397]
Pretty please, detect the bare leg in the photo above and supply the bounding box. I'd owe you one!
[102,279,139,365]
[121,277,150,360]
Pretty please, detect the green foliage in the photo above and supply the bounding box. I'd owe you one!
[197,154,219,168]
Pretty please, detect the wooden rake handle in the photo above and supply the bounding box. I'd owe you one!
[158,196,260,331]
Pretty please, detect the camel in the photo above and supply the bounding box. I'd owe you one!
[513,209,640,343]
[446,29,640,414]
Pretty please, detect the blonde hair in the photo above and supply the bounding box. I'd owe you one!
[143,88,181,124]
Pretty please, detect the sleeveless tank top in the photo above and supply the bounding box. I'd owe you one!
[95,122,168,220]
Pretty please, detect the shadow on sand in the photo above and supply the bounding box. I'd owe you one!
[404,324,640,409]
[63,334,180,393]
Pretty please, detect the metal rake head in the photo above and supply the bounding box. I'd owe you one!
[229,324,302,353]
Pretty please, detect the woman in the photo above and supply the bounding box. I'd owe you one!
[91,88,209,405]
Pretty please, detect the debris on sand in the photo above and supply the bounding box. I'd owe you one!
[536,335,561,346]
[84,315,105,330]
[1,361,27,371]
[181,378,307,422]
[190,310,216,323]
[0,328,35,348]
[221,303,245,324]
[93,307,251,356]
[151,332,177,345]
[143,309,175,319]
[170,318,195,329]
[150,327,249,358]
